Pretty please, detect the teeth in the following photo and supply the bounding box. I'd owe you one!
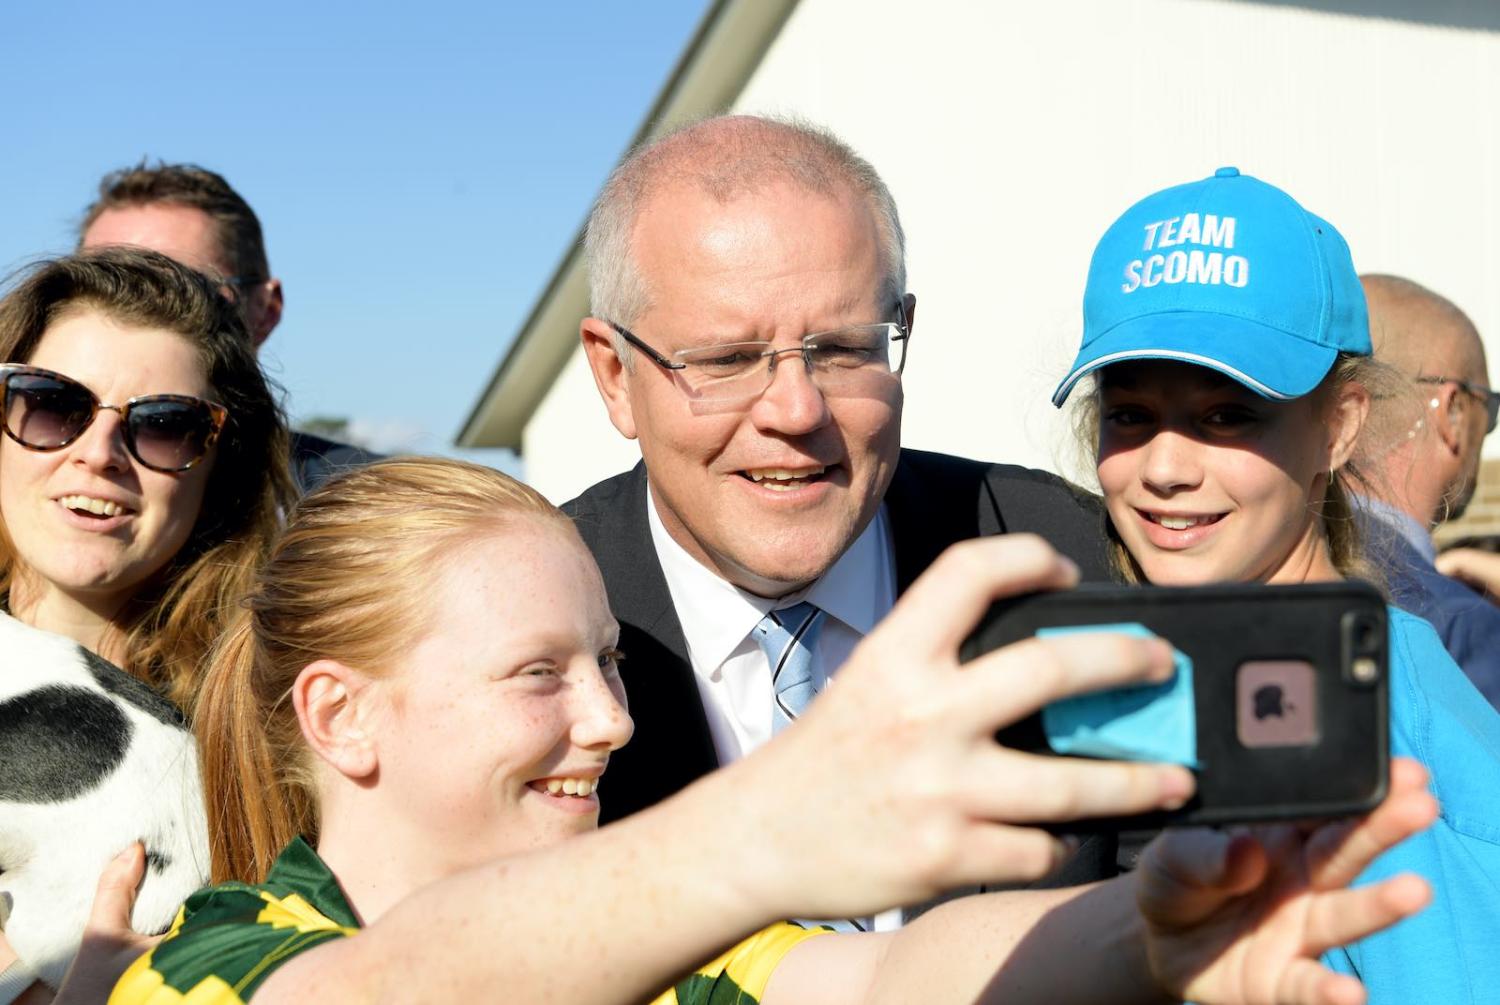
[746,466,825,485]
[1154,514,1210,531]
[60,495,124,517]
[542,777,596,797]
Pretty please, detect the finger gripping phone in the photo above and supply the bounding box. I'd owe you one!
[962,581,1390,828]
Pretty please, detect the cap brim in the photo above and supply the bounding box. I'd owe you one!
[1050,312,1340,406]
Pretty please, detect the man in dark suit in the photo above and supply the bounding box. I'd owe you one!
[567,115,1114,892]
[79,162,380,491]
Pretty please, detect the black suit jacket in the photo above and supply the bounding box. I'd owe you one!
[564,448,1118,884]
[289,430,385,493]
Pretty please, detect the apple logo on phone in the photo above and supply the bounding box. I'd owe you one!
[1238,662,1319,747]
[1253,684,1290,720]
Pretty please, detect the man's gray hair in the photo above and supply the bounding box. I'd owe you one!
[584,115,907,363]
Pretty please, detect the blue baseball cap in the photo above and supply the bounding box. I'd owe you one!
[1051,167,1370,406]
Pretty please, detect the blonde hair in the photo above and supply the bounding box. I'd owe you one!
[0,249,295,707]
[193,457,572,883]
[1071,354,1391,587]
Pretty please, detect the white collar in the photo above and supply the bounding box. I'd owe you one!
[646,483,892,675]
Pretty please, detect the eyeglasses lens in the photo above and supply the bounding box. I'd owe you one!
[678,324,905,402]
[128,400,217,471]
[5,374,94,448]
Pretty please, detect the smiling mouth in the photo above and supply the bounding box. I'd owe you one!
[740,466,827,491]
[1142,511,1224,531]
[58,495,132,519]
[528,777,599,798]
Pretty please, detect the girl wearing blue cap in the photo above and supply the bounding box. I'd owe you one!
[1057,167,1500,1003]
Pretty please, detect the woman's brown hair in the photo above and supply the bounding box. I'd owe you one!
[0,247,296,707]
[193,456,571,884]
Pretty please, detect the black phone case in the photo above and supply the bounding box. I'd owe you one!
[962,581,1390,828]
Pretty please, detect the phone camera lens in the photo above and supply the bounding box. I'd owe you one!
[1353,618,1381,654]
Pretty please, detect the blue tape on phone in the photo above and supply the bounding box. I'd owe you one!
[1036,623,1199,768]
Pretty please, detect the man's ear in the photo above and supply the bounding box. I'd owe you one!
[292,659,380,781]
[250,278,284,350]
[581,317,638,440]
[1327,380,1371,472]
[1429,381,1464,456]
[901,292,916,333]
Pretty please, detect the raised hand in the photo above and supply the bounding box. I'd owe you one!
[1140,758,1436,1005]
[713,533,1197,923]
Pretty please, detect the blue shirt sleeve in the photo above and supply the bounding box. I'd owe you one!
[1323,609,1500,1002]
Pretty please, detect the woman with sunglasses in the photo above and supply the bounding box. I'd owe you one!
[91,457,1433,1005]
[0,247,293,708]
[0,247,295,1003]
[1054,168,1500,1003]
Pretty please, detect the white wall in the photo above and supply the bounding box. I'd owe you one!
[523,0,1500,502]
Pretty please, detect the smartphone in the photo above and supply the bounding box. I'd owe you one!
[962,581,1389,828]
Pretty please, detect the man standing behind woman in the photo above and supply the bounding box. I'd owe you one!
[78,161,379,490]
[1353,274,1500,708]
[1053,166,1500,1003]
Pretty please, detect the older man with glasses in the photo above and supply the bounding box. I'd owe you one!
[1356,273,1500,708]
[566,116,1127,918]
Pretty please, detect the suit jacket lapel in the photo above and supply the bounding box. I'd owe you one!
[570,463,718,823]
[588,463,691,665]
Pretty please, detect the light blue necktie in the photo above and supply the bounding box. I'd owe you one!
[752,602,867,932]
[752,601,827,734]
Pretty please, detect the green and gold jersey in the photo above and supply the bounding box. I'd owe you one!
[110,837,829,1004]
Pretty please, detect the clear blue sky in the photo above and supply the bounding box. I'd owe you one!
[0,0,710,472]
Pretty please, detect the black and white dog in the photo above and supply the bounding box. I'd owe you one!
[0,611,208,989]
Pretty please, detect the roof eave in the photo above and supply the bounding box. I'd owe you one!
[456,0,801,449]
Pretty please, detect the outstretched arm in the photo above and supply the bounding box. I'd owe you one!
[759,758,1434,1005]
[243,537,1196,1005]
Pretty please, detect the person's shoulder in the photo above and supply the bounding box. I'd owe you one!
[889,449,1110,580]
[654,922,832,1005]
[561,466,651,555]
[561,464,644,519]
[289,431,385,492]
[110,879,354,1004]
[897,448,1098,505]
[1385,606,1500,838]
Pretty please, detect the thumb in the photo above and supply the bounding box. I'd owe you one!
[88,843,147,933]
[1138,828,1267,927]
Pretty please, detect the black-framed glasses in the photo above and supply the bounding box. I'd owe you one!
[0,364,228,472]
[1415,376,1500,434]
[610,302,910,403]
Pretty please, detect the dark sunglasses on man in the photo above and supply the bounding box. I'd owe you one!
[0,364,228,473]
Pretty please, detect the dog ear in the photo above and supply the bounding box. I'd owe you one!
[293,660,380,780]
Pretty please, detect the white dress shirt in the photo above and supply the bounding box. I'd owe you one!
[646,487,897,763]
[646,486,902,931]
